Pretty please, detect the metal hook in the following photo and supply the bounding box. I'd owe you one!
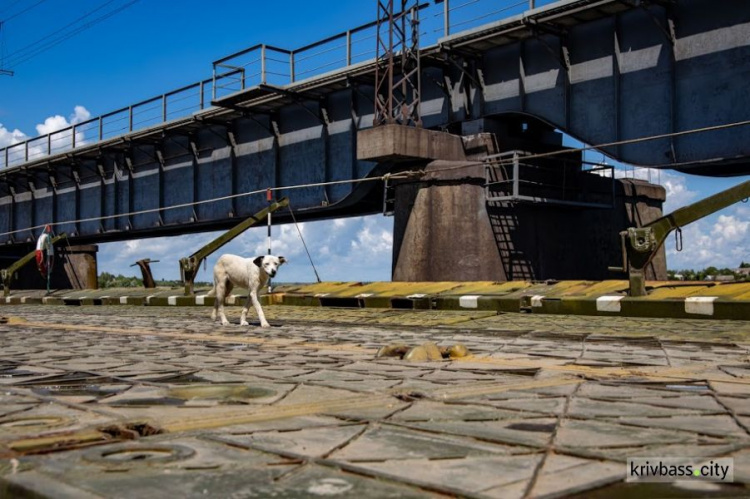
[675,227,683,252]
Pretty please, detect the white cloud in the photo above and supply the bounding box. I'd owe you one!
[711,214,749,242]
[34,106,92,136]
[667,205,750,270]
[0,106,92,166]
[0,124,29,148]
[97,214,395,283]
[0,124,30,165]
[350,217,393,256]
[659,170,699,213]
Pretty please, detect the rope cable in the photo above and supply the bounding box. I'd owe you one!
[287,201,321,283]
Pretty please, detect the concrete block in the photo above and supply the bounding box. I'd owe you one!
[356,125,466,162]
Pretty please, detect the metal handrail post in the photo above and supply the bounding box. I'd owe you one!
[162,94,167,122]
[128,106,133,132]
[71,125,76,149]
[261,45,267,84]
[444,0,450,36]
[346,30,352,65]
[290,51,296,82]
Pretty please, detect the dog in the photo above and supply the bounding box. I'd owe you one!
[210,254,286,327]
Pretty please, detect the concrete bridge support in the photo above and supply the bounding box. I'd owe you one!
[360,121,666,283]
[391,165,666,282]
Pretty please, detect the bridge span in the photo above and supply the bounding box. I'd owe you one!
[0,0,748,284]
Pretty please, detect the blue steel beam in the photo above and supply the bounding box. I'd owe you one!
[0,0,749,249]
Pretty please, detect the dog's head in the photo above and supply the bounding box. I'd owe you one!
[253,255,287,278]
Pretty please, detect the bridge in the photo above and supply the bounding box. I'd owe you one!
[0,0,748,285]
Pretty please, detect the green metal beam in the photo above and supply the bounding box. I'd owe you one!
[180,197,290,295]
[617,180,750,297]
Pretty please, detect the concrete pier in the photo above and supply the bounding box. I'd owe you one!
[358,121,667,283]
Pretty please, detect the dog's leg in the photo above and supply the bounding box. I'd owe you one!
[210,281,218,321]
[240,294,251,327]
[250,289,270,328]
[217,279,233,326]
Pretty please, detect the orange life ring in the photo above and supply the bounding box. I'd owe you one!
[35,228,54,279]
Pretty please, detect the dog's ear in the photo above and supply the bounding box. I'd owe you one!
[278,256,287,265]
[253,256,264,268]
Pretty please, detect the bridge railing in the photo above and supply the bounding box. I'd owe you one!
[2,0,556,169]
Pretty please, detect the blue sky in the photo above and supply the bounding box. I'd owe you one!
[0,0,748,282]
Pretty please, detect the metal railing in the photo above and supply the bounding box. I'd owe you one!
[1,0,555,169]
[485,150,616,208]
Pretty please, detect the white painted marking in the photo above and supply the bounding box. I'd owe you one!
[596,295,625,313]
[5,297,10,304]
[531,295,545,308]
[196,295,206,305]
[314,293,329,298]
[20,297,27,304]
[407,294,427,299]
[168,296,177,306]
[685,296,718,316]
[146,295,155,305]
[459,295,479,308]
[355,293,374,298]
[120,296,128,304]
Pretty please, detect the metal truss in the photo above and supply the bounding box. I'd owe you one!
[374,0,422,127]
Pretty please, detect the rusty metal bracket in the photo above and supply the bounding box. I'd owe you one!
[130,259,159,289]
[179,197,290,296]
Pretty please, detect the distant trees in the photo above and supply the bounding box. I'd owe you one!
[98,272,142,288]
[667,264,750,282]
[97,272,209,288]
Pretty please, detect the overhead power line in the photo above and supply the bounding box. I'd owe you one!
[2,0,141,69]
[0,0,25,17]
[0,0,47,23]
[2,0,119,64]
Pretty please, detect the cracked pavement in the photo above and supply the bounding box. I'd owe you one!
[1,305,750,498]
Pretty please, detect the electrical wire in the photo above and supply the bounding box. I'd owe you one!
[3,0,141,69]
[0,0,47,23]
[2,0,119,63]
[0,0,25,17]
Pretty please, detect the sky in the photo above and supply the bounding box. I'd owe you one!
[0,0,748,283]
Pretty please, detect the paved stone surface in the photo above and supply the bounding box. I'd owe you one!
[1,305,750,498]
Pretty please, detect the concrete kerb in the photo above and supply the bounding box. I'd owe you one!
[1,282,750,320]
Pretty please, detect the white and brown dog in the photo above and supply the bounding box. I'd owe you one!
[211,254,286,327]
